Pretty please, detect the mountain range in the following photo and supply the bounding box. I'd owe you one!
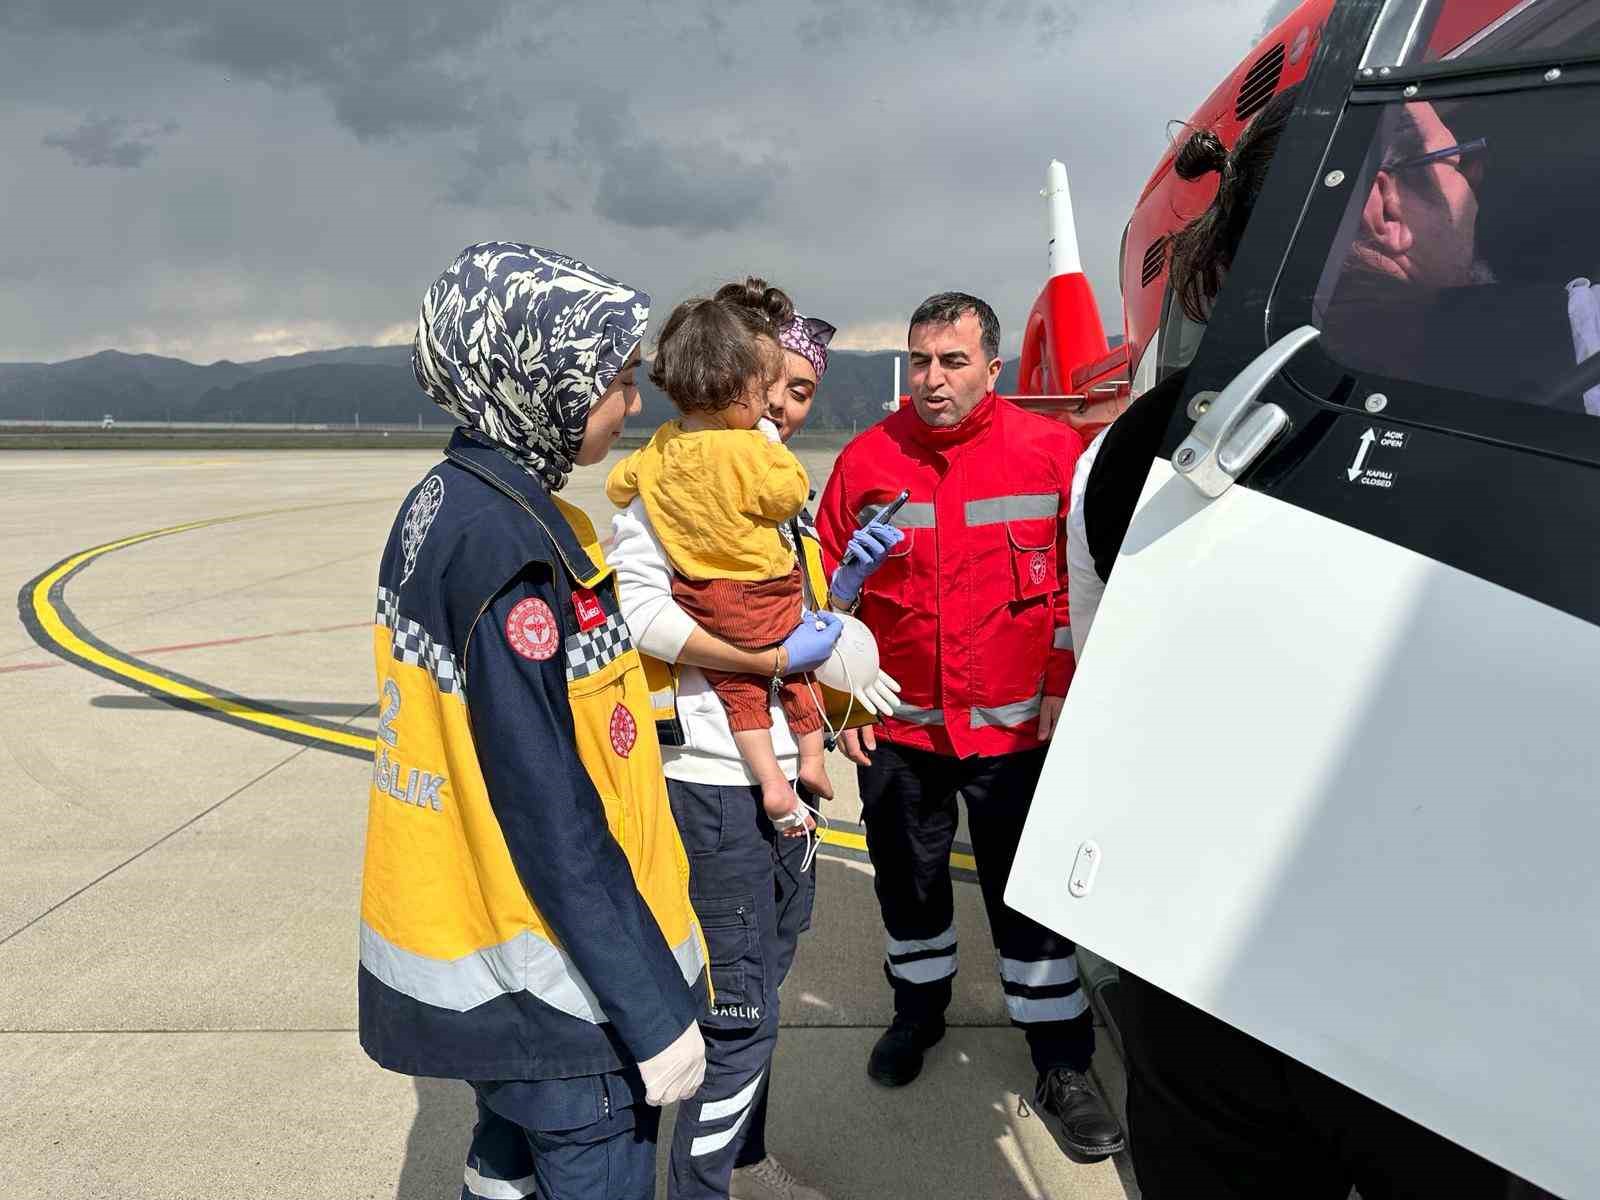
[0,342,1117,432]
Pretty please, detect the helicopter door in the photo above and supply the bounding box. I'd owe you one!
[1008,1,1600,1194]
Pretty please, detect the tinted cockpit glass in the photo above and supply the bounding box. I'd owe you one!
[1308,87,1600,417]
[1363,0,1600,70]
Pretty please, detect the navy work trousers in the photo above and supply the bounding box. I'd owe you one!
[463,1073,660,1200]
[1117,971,1515,1199]
[858,740,1094,1073]
[665,779,816,1200]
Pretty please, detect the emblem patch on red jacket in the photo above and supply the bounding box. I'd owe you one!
[505,597,560,661]
[571,587,606,631]
[610,703,637,758]
[1029,551,1048,587]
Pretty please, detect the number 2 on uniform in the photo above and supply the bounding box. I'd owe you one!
[378,679,402,747]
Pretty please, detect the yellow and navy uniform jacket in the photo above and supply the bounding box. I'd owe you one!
[640,504,874,747]
[359,428,708,1081]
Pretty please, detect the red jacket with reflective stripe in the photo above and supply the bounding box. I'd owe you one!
[817,393,1083,759]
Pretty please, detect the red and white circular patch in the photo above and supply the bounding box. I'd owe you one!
[609,704,638,758]
[1029,552,1049,587]
[505,597,560,661]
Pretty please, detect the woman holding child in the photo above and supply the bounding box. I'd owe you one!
[607,279,902,1200]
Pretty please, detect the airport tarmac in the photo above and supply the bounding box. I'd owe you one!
[0,446,1136,1200]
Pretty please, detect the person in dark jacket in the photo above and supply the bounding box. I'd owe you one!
[359,242,847,1200]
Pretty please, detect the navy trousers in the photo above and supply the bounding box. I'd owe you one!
[1117,972,1514,1199]
[665,779,816,1200]
[463,1073,660,1200]
[858,741,1094,1074]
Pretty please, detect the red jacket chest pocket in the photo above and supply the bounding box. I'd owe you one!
[1005,516,1057,601]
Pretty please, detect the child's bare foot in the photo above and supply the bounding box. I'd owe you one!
[798,754,833,801]
[761,778,812,832]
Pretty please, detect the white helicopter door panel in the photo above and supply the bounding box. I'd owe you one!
[1008,446,1600,1197]
[1007,5,1600,1188]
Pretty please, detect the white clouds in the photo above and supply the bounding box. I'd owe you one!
[831,321,911,351]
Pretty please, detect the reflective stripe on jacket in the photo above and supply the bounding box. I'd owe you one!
[816,394,1082,759]
[360,429,707,1081]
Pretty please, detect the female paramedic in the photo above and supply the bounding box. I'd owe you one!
[607,277,902,1200]
[356,243,847,1200]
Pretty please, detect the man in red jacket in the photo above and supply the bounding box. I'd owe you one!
[817,293,1124,1161]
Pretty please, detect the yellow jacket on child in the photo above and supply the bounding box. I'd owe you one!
[606,421,809,581]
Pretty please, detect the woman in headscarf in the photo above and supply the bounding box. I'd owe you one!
[357,244,843,1200]
[607,278,901,1200]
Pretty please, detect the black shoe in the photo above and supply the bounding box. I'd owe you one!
[867,1016,946,1087]
[1035,1067,1126,1161]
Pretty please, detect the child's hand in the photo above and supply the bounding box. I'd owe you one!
[761,779,813,836]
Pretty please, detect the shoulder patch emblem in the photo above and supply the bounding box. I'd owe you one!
[401,475,445,584]
[610,704,638,758]
[506,597,560,661]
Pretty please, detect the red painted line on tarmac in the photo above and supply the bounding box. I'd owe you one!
[0,620,369,674]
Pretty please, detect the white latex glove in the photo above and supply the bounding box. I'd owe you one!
[851,668,902,717]
[755,416,783,443]
[638,1021,706,1106]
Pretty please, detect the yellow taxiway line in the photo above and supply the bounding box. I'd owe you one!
[23,507,978,872]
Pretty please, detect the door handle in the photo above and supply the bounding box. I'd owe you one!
[1172,325,1320,498]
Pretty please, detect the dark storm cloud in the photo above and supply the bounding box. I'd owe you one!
[41,115,177,168]
[1,0,522,140]
[573,101,783,236]
[0,0,1297,362]
[797,0,1080,47]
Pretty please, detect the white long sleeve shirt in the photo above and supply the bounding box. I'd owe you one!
[1066,428,1109,660]
[606,497,799,785]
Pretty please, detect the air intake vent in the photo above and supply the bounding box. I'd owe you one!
[1236,43,1286,121]
[1141,236,1168,288]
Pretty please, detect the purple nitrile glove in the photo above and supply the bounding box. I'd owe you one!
[829,520,905,605]
[781,610,844,674]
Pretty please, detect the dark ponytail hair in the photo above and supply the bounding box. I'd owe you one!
[1167,85,1300,322]
[712,276,795,335]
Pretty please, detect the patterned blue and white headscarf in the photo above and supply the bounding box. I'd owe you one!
[413,241,650,491]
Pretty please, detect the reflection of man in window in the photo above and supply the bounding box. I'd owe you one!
[1322,101,1578,406]
[1346,102,1491,289]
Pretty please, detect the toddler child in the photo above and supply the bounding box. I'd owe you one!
[606,295,830,825]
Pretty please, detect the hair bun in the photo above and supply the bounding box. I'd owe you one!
[713,276,794,331]
[1175,129,1229,182]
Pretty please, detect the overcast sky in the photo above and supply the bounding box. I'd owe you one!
[0,0,1301,363]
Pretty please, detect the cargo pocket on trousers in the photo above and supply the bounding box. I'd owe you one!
[695,895,766,1030]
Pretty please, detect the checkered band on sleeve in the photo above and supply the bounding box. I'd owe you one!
[565,610,632,682]
[374,587,463,696]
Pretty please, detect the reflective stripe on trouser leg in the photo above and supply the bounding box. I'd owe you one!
[670,1031,776,1199]
[999,954,1090,1023]
[885,925,957,985]
[463,1093,536,1200]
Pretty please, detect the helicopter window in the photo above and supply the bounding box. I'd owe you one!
[1155,284,1208,382]
[1306,87,1600,418]
[1363,0,1600,70]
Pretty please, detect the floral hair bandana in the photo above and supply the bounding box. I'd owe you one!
[779,313,838,381]
[412,241,650,491]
